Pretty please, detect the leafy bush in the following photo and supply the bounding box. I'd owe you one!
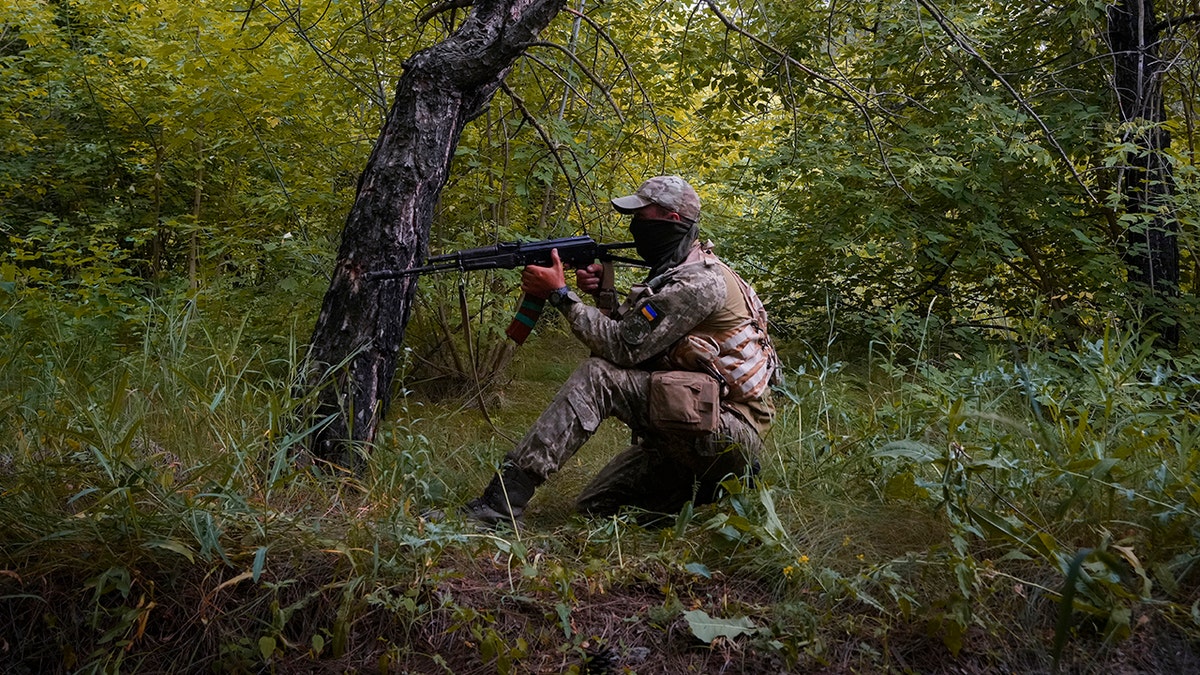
[5,293,1197,671]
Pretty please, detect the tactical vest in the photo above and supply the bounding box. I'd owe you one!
[666,244,779,403]
[613,242,779,429]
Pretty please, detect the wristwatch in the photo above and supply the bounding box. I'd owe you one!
[547,286,579,310]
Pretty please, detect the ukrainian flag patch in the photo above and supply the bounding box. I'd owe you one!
[622,301,660,345]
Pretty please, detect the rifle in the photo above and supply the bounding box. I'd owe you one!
[368,235,644,344]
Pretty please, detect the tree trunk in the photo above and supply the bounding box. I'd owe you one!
[305,0,565,462]
[1107,0,1180,346]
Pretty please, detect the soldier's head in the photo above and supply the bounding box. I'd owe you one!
[610,176,701,274]
[610,175,700,224]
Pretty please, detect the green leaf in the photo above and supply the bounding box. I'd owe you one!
[555,602,572,639]
[757,487,788,540]
[942,616,965,656]
[252,546,268,582]
[1053,549,1092,671]
[966,504,1025,541]
[145,539,196,563]
[258,636,276,661]
[884,471,929,500]
[683,609,758,644]
[684,562,712,578]
[873,440,941,463]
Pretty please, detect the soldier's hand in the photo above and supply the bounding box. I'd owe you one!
[575,263,604,296]
[521,249,566,299]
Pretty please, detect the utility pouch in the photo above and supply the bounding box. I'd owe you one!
[648,370,720,435]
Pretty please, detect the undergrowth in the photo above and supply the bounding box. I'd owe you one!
[1,291,1198,673]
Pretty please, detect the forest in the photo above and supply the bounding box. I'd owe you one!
[2,0,1199,672]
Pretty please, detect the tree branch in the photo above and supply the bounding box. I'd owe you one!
[500,82,587,225]
[261,0,389,113]
[1156,13,1200,32]
[701,0,915,202]
[914,0,1099,204]
[527,41,624,122]
[417,0,475,25]
[523,53,586,105]
[562,7,670,160]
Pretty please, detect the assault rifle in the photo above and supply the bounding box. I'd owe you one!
[368,235,644,344]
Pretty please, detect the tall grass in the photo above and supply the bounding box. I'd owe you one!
[2,293,426,671]
[759,310,1200,665]
[1,290,1197,672]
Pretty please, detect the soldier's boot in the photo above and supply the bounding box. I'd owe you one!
[462,463,540,527]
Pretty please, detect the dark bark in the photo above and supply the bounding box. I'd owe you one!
[305,0,566,462]
[1107,0,1181,346]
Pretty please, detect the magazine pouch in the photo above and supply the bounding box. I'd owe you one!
[647,371,720,435]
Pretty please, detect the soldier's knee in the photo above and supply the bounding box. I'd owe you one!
[565,357,633,394]
[573,357,619,379]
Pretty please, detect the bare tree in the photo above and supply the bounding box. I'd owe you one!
[305,0,565,462]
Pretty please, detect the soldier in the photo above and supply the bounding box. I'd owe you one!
[463,175,778,526]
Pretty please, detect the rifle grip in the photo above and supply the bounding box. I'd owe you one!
[505,293,545,345]
[596,261,618,316]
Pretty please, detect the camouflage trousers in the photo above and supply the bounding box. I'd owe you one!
[506,357,763,517]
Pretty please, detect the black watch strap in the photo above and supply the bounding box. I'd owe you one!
[548,286,578,309]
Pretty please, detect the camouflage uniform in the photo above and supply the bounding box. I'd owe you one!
[505,240,775,516]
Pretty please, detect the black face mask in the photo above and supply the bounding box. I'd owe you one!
[629,217,698,276]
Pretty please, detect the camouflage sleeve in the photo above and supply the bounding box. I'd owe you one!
[561,263,726,367]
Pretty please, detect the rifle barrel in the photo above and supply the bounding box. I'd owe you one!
[367,236,644,281]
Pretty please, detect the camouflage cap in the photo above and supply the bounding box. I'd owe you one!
[610,175,701,223]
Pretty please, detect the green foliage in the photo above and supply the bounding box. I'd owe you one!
[3,0,1200,670]
[7,0,1198,399]
[1,0,365,324]
[3,295,1200,671]
[767,311,1200,658]
[686,0,1196,345]
[683,608,761,644]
